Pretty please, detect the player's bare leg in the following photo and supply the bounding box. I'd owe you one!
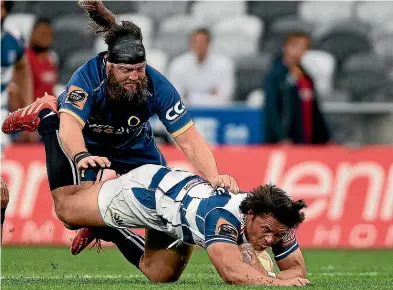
[140,229,194,283]
[51,186,193,283]
[50,183,107,228]
[1,177,10,242]
[2,96,148,267]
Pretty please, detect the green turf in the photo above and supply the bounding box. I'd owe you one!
[1,247,393,289]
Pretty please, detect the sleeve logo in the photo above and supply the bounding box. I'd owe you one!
[281,228,297,247]
[166,100,186,121]
[65,85,88,110]
[215,217,239,240]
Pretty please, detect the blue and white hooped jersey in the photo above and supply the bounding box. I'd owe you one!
[107,164,299,261]
[1,28,25,155]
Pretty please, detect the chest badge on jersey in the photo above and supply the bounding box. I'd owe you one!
[66,85,88,110]
[127,115,141,127]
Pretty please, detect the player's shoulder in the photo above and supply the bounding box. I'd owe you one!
[146,64,177,104]
[70,52,107,92]
[206,192,246,220]
[221,193,247,218]
[146,64,172,88]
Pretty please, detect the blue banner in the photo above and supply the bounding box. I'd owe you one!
[151,106,264,145]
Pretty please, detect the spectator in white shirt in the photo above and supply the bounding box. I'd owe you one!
[168,28,235,107]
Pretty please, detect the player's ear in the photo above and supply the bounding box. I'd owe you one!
[246,210,255,221]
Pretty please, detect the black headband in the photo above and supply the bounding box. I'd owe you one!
[107,35,146,65]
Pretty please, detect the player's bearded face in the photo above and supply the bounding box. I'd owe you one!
[245,214,289,251]
[107,62,149,104]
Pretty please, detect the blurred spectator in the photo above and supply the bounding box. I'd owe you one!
[26,18,58,100]
[263,32,331,144]
[1,0,35,146]
[168,28,235,107]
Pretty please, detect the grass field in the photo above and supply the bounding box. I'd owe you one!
[1,246,393,289]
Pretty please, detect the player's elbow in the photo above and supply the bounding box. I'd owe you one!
[288,259,307,279]
[220,265,245,285]
[298,263,307,278]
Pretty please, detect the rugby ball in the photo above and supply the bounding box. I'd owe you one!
[256,250,274,273]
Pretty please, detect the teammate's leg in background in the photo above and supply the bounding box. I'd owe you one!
[139,229,194,283]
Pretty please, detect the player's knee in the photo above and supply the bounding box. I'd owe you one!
[52,194,72,225]
[141,257,182,283]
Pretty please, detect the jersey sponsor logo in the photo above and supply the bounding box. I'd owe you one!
[89,123,141,135]
[216,217,238,240]
[65,85,88,110]
[166,100,186,121]
[183,178,206,191]
[281,228,297,247]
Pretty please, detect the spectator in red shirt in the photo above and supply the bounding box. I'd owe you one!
[26,18,58,100]
[263,32,331,144]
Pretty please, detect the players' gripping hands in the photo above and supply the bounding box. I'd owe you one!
[209,174,240,194]
[73,151,111,170]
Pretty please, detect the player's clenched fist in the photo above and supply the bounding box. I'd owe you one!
[209,174,240,194]
[73,151,111,170]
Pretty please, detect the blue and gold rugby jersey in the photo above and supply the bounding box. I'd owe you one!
[58,52,193,165]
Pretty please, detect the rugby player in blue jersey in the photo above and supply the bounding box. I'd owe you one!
[2,0,239,264]
[4,99,310,285]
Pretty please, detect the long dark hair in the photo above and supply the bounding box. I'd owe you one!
[79,0,143,45]
[239,184,307,228]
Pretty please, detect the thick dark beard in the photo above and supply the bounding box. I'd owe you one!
[106,69,149,106]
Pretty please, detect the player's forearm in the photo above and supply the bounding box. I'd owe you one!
[59,113,88,159]
[276,248,307,279]
[176,128,219,181]
[209,244,281,286]
[220,258,281,286]
[277,267,306,279]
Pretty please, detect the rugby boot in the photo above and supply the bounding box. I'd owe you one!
[2,93,58,135]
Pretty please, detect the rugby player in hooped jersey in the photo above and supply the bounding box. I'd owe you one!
[3,101,312,285]
[2,0,239,263]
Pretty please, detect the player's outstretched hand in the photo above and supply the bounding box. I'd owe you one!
[278,277,311,287]
[210,174,240,194]
[77,155,111,170]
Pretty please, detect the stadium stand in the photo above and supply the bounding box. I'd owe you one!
[191,1,247,25]
[336,52,389,102]
[6,0,393,144]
